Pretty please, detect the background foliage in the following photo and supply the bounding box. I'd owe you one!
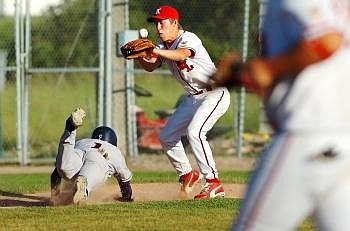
[0,0,260,67]
[0,0,263,160]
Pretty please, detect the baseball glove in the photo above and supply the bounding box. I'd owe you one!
[211,52,274,96]
[120,38,156,60]
[211,52,244,88]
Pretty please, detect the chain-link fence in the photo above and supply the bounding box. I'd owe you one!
[1,0,100,164]
[0,0,265,165]
[130,1,264,157]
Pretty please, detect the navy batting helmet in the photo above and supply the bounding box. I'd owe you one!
[91,126,117,146]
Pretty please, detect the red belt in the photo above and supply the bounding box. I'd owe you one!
[193,86,213,95]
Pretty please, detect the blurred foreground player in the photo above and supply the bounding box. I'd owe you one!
[211,0,350,230]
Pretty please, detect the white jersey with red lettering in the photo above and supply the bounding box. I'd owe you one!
[232,0,350,230]
[156,31,217,95]
[156,31,230,181]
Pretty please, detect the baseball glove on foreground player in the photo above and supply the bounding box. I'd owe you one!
[211,52,276,96]
[120,38,156,60]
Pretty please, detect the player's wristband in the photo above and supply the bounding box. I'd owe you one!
[239,65,263,95]
[144,51,158,61]
[308,39,333,59]
[240,69,254,89]
[151,52,158,58]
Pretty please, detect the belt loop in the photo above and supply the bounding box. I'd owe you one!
[192,85,213,95]
[193,90,203,95]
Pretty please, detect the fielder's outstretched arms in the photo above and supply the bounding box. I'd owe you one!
[124,5,230,199]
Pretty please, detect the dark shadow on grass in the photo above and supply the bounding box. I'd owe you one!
[0,190,50,207]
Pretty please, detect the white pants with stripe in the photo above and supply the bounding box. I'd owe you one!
[159,87,230,179]
[55,130,85,180]
[232,132,350,231]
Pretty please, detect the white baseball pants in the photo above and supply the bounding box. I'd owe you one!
[159,87,230,179]
[232,132,350,231]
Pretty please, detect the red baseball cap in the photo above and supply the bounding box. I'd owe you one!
[147,5,179,22]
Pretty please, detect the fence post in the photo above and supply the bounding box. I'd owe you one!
[97,0,106,126]
[0,50,6,91]
[0,117,3,158]
[15,0,24,164]
[116,30,139,157]
[0,83,3,158]
[257,0,271,135]
[21,0,31,165]
[111,0,128,155]
[236,0,250,158]
[0,49,5,157]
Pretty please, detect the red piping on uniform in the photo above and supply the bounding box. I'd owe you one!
[198,90,225,177]
[245,134,292,229]
[175,68,200,94]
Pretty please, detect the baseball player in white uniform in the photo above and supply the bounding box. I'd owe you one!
[212,0,350,230]
[50,108,133,205]
[137,5,230,199]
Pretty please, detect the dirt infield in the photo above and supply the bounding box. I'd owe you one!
[0,154,252,207]
[0,182,246,207]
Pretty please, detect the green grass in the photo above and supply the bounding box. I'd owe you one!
[0,199,238,231]
[0,173,49,193]
[0,200,316,231]
[0,171,315,230]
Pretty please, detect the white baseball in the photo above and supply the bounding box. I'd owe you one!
[139,28,148,38]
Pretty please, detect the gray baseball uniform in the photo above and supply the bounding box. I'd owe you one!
[55,130,132,194]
